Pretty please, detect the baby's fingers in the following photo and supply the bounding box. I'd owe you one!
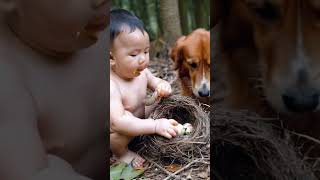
[162,86,171,97]
[168,128,177,137]
[159,89,166,97]
[157,84,171,97]
[166,85,172,94]
[172,126,179,133]
[156,84,163,94]
[169,119,178,126]
[163,132,172,139]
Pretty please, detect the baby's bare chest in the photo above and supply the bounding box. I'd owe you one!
[22,55,107,163]
[118,77,148,116]
[34,82,106,177]
[36,85,103,154]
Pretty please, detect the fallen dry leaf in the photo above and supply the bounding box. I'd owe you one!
[164,164,181,172]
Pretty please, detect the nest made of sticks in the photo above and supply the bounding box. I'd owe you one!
[133,95,210,165]
[212,108,317,180]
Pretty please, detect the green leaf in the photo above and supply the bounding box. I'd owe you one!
[110,162,127,180]
[120,163,145,180]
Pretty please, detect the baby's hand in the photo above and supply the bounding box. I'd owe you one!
[156,81,172,97]
[154,118,179,139]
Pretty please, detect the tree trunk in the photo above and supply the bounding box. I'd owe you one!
[194,0,209,29]
[156,0,163,36]
[178,0,189,35]
[159,0,182,46]
[146,0,158,39]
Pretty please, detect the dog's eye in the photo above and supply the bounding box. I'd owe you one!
[189,62,197,68]
[249,2,280,22]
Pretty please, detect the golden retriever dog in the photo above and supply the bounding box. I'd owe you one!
[170,28,210,104]
[217,0,320,145]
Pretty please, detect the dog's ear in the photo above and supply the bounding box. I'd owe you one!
[170,36,186,70]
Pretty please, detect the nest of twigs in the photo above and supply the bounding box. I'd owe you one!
[212,108,317,180]
[133,95,210,165]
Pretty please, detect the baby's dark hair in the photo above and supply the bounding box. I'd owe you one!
[110,9,145,44]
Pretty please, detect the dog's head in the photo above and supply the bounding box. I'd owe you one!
[222,0,320,114]
[171,29,210,98]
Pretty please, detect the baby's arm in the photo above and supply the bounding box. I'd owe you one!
[0,70,91,180]
[110,80,178,138]
[145,68,172,97]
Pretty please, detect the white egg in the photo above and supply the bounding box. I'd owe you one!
[175,124,184,135]
[183,123,193,135]
[175,123,193,136]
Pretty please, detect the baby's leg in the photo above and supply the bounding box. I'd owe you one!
[110,132,145,168]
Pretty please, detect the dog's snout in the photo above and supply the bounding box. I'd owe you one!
[198,84,210,97]
[198,90,209,97]
[282,89,319,113]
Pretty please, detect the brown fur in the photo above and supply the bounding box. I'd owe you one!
[170,29,210,104]
[219,0,320,152]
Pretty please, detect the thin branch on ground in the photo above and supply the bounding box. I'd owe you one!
[144,157,180,179]
[163,158,209,180]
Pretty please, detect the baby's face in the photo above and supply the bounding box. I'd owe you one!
[8,0,109,54]
[111,28,150,79]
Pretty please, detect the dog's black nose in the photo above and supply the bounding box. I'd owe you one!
[199,90,209,97]
[282,90,319,112]
[198,84,210,97]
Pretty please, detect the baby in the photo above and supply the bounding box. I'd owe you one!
[110,9,179,168]
[0,0,108,179]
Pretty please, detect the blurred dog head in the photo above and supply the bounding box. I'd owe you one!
[222,0,320,113]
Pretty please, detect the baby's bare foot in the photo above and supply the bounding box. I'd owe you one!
[119,150,145,169]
